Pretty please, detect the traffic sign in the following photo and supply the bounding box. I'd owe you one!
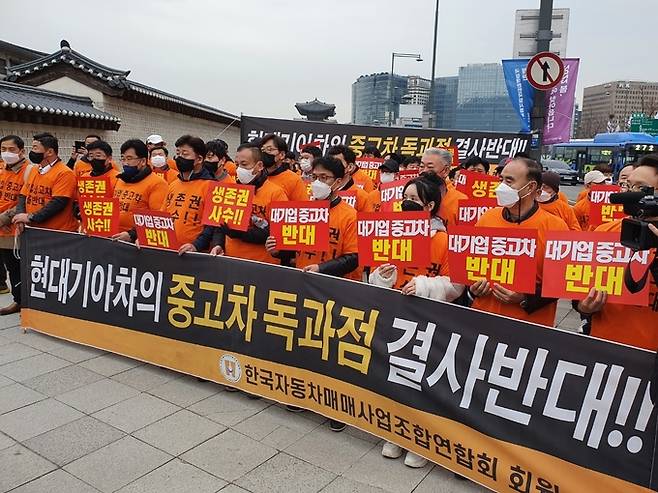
[526,52,564,91]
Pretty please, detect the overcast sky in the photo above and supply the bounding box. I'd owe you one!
[4,0,657,123]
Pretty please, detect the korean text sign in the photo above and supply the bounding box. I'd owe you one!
[133,210,179,250]
[589,184,625,228]
[77,176,111,199]
[448,225,538,293]
[542,231,651,305]
[356,157,383,183]
[202,183,254,231]
[379,178,412,212]
[337,190,357,209]
[457,198,497,226]
[269,201,330,252]
[357,212,431,267]
[455,170,499,199]
[79,198,119,237]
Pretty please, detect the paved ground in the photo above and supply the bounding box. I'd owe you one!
[0,292,581,493]
[560,183,584,204]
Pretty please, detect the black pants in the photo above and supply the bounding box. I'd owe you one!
[0,256,6,286]
[0,249,20,305]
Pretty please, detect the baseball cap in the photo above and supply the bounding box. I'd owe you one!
[541,171,561,192]
[379,159,399,173]
[584,170,606,185]
[146,134,164,145]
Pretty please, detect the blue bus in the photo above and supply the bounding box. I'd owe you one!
[551,132,657,178]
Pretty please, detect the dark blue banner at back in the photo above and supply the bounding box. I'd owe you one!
[21,227,657,492]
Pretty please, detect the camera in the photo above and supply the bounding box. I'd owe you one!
[610,187,658,250]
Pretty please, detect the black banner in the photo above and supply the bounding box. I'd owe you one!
[21,228,657,492]
[240,115,531,164]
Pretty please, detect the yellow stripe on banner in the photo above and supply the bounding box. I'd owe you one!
[22,308,653,493]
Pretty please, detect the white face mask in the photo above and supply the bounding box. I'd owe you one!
[495,182,521,207]
[604,177,613,185]
[1,152,20,166]
[537,190,553,203]
[237,166,257,184]
[380,172,395,184]
[151,155,167,168]
[300,159,312,172]
[311,179,332,200]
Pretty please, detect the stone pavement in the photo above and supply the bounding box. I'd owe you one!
[0,292,581,493]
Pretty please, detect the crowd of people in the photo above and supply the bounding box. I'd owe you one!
[0,130,656,469]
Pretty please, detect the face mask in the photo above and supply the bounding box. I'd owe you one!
[401,199,425,212]
[151,155,167,168]
[90,158,107,174]
[537,190,553,203]
[1,152,20,166]
[380,172,395,184]
[122,165,139,179]
[605,177,613,185]
[203,160,219,175]
[495,182,520,207]
[311,179,332,200]
[29,151,44,164]
[237,166,257,184]
[262,152,277,168]
[300,159,312,172]
[176,156,196,173]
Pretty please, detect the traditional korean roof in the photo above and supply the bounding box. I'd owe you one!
[295,98,336,120]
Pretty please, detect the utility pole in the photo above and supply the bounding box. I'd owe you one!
[529,0,553,161]
[427,0,439,128]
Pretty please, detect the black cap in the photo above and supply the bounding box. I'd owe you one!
[379,159,399,173]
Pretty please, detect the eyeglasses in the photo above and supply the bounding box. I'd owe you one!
[312,174,335,183]
[120,156,142,163]
[261,147,278,153]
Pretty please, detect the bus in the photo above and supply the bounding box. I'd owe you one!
[550,132,657,178]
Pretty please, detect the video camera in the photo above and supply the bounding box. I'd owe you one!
[610,187,658,250]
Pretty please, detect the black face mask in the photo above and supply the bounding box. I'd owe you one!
[401,199,425,212]
[203,160,219,175]
[29,151,44,164]
[176,156,195,173]
[262,152,277,168]
[90,158,108,174]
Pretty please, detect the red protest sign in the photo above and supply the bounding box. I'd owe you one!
[202,182,254,231]
[448,225,538,293]
[357,211,431,268]
[457,198,497,226]
[399,169,420,180]
[79,198,119,237]
[588,184,624,228]
[77,176,112,199]
[444,145,460,167]
[356,157,383,183]
[454,170,499,199]
[270,201,330,252]
[379,178,412,212]
[337,190,357,209]
[542,231,651,305]
[133,210,179,250]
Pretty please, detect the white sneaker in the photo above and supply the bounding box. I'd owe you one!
[404,451,428,468]
[381,441,403,459]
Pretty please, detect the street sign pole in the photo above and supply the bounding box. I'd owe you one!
[529,0,554,161]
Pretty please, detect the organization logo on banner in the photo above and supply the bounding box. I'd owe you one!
[219,354,242,383]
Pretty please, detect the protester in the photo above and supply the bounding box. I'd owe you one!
[208,144,287,263]
[83,140,120,185]
[462,155,490,174]
[327,145,374,213]
[368,159,399,212]
[383,152,403,166]
[265,156,357,433]
[618,163,636,191]
[578,154,658,350]
[298,144,321,183]
[369,173,463,467]
[255,134,308,201]
[469,157,569,327]
[149,146,178,184]
[146,134,177,170]
[204,140,235,183]
[400,156,421,171]
[362,144,381,159]
[0,135,32,312]
[537,171,581,231]
[68,134,101,177]
[419,147,465,228]
[111,139,168,233]
[573,170,607,231]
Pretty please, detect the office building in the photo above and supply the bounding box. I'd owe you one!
[430,76,458,129]
[513,8,570,58]
[351,72,408,126]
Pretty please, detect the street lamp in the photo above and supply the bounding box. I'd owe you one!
[389,52,423,126]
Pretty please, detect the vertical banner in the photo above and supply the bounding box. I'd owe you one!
[454,170,500,199]
[502,59,534,132]
[543,58,580,145]
[379,178,412,212]
[457,198,497,226]
[448,226,539,293]
[202,183,255,231]
[589,184,625,228]
[542,231,652,305]
[357,212,431,267]
[133,210,179,251]
[79,198,119,237]
[269,201,330,252]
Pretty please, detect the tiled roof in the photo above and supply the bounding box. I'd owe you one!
[0,80,120,122]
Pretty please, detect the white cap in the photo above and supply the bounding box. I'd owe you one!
[146,134,164,145]
[584,170,606,185]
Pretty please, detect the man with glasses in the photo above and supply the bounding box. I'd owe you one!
[259,134,308,201]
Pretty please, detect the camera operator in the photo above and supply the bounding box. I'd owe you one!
[577,154,658,350]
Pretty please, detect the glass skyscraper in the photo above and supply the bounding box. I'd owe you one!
[431,76,458,129]
[351,73,409,125]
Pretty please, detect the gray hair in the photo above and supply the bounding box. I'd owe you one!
[423,147,453,165]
